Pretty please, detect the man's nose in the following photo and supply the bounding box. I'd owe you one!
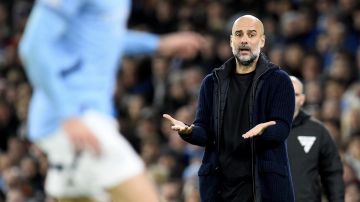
[240,36,248,43]
[240,41,248,46]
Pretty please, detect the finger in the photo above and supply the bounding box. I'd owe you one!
[192,33,205,44]
[188,125,194,131]
[190,36,202,50]
[163,114,177,124]
[178,46,197,59]
[71,136,84,152]
[86,133,101,156]
[183,46,197,58]
[172,126,186,131]
[243,128,259,138]
[242,132,256,139]
[242,133,250,139]
[261,121,276,128]
[193,35,206,51]
[74,131,100,155]
[183,33,203,49]
[184,128,192,134]
[242,122,275,139]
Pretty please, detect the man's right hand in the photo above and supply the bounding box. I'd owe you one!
[163,114,194,135]
[62,118,101,156]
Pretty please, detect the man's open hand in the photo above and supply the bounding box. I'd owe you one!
[163,114,194,135]
[242,121,276,139]
[63,118,101,155]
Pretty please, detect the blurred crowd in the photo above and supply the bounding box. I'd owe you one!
[0,0,359,201]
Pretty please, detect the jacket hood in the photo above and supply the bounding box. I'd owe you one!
[213,52,279,81]
[292,109,311,127]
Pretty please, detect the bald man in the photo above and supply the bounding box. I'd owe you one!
[288,76,344,202]
[163,15,295,202]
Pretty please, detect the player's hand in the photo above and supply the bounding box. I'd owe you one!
[242,121,276,139]
[158,32,205,59]
[163,114,194,135]
[63,118,101,155]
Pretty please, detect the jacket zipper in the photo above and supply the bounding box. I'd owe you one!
[214,71,221,153]
[250,68,272,202]
[250,81,257,202]
[215,66,272,201]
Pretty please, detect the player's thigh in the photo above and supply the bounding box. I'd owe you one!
[81,111,145,187]
[57,197,95,202]
[107,172,159,202]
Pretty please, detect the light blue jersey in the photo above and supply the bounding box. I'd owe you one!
[19,0,160,140]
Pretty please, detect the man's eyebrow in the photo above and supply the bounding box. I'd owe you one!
[234,30,257,32]
[234,30,257,33]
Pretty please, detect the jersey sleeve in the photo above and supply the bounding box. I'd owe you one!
[122,30,160,55]
[37,0,85,18]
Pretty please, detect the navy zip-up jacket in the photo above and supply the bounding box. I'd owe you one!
[181,53,295,202]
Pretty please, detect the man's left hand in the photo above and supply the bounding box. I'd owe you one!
[242,121,276,139]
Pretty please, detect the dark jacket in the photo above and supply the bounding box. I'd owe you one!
[181,54,295,202]
[287,110,344,202]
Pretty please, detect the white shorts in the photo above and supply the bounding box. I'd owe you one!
[36,111,144,200]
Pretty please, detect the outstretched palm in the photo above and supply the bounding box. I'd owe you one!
[163,113,275,138]
[242,121,276,139]
[163,114,194,135]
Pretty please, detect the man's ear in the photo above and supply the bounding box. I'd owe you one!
[260,34,265,48]
[300,94,306,106]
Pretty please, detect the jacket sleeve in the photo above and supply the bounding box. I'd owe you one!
[258,70,295,142]
[180,74,213,147]
[319,126,345,202]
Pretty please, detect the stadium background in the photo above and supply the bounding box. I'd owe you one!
[0,0,359,201]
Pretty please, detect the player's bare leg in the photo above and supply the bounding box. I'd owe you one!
[57,197,95,202]
[107,172,159,202]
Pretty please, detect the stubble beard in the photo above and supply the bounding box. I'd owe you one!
[234,51,258,67]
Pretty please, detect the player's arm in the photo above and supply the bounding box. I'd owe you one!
[123,30,203,59]
[122,31,160,55]
[19,0,84,119]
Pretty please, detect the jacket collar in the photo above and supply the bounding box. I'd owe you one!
[213,52,277,80]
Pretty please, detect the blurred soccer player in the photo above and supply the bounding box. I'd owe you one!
[18,0,203,202]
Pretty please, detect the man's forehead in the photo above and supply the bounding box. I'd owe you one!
[233,25,258,32]
[232,17,262,33]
